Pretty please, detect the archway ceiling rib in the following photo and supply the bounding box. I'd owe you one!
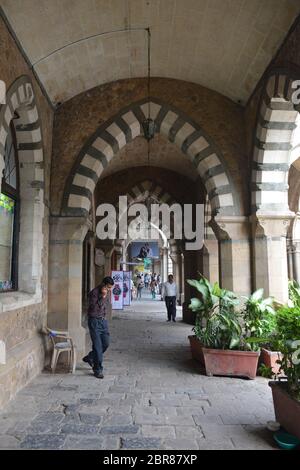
[1,0,299,105]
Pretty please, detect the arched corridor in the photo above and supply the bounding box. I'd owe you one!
[0,0,300,453]
[0,299,275,450]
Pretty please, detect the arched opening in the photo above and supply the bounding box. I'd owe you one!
[0,76,45,308]
[48,99,246,355]
[251,71,300,302]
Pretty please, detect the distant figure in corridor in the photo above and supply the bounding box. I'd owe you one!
[162,274,178,322]
[150,278,157,299]
[82,276,114,379]
[136,275,144,300]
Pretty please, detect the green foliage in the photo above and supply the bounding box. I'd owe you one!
[188,274,242,350]
[188,277,277,353]
[288,280,300,308]
[258,364,274,379]
[270,306,300,400]
[242,289,276,351]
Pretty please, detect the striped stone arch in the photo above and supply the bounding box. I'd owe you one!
[0,75,44,191]
[0,75,45,297]
[62,98,238,217]
[252,70,300,213]
[124,180,176,206]
[112,179,183,255]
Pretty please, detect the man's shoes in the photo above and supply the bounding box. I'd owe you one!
[172,319,176,322]
[82,356,94,368]
[166,319,171,322]
[94,371,104,379]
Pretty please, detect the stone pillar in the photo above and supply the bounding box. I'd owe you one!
[251,213,293,302]
[48,216,92,357]
[287,240,294,280]
[104,251,113,276]
[162,247,168,282]
[170,252,183,305]
[182,250,198,324]
[202,239,219,285]
[211,216,251,296]
[292,241,300,284]
[89,237,96,290]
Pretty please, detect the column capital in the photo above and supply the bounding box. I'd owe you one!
[50,216,92,242]
[251,212,294,238]
[210,216,250,241]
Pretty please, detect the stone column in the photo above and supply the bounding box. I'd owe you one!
[170,252,183,305]
[251,213,293,303]
[89,237,96,290]
[104,251,113,276]
[48,216,92,358]
[211,216,251,296]
[182,250,198,324]
[287,240,294,280]
[292,241,300,284]
[202,239,219,285]
[162,247,168,282]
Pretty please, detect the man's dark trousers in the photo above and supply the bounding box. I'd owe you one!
[165,296,176,321]
[87,317,110,374]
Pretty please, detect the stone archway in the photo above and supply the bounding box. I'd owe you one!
[252,70,300,213]
[0,75,45,306]
[251,70,300,301]
[61,98,239,218]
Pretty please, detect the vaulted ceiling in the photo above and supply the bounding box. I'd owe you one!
[1,0,299,105]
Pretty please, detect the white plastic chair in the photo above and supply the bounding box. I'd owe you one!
[45,328,76,373]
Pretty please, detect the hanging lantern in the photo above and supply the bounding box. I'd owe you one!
[142,117,156,141]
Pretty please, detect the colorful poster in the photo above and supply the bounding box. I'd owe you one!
[111,271,124,310]
[130,242,159,261]
[123,271,131,306]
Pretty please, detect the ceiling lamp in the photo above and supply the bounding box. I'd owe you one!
[142,28,156,151]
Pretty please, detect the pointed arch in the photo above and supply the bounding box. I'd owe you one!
[61,98,238,218]
[251,69,300,213]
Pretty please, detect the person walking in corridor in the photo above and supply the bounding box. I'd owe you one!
[150,278,157,299]
[136,275,144,300]
[82,276,114,378]
[162,274,178,322]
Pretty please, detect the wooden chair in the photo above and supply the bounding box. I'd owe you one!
[45,328,76,373]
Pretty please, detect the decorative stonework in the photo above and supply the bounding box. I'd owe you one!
[62,99,238,218]
[252,70,300,213]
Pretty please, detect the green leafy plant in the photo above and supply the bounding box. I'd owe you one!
[242,288,276,351]
[271,306,300,401]
[289,280,300,308]
[258,363,274,379]
[188,274,242,350]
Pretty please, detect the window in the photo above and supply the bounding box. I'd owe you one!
[0,123,19,292]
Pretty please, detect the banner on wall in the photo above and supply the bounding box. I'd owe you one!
[123,271,131,306]
[111,271,124,310]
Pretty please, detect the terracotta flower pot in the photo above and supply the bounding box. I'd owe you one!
[202,348,260,379]
[188,335,205,366]
[260,348,282,375]
[269,381,300,440]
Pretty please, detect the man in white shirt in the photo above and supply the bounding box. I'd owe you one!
[162,274,178,322]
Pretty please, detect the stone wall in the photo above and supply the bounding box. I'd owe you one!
[51,77,247,216]
[0,14,53,409]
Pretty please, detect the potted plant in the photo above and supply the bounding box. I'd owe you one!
[187,275,260,379]
[269,305,300,439]
[187,275,219,366]
[241,289,281,376]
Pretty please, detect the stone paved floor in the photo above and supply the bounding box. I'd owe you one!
[0,294,277,450]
